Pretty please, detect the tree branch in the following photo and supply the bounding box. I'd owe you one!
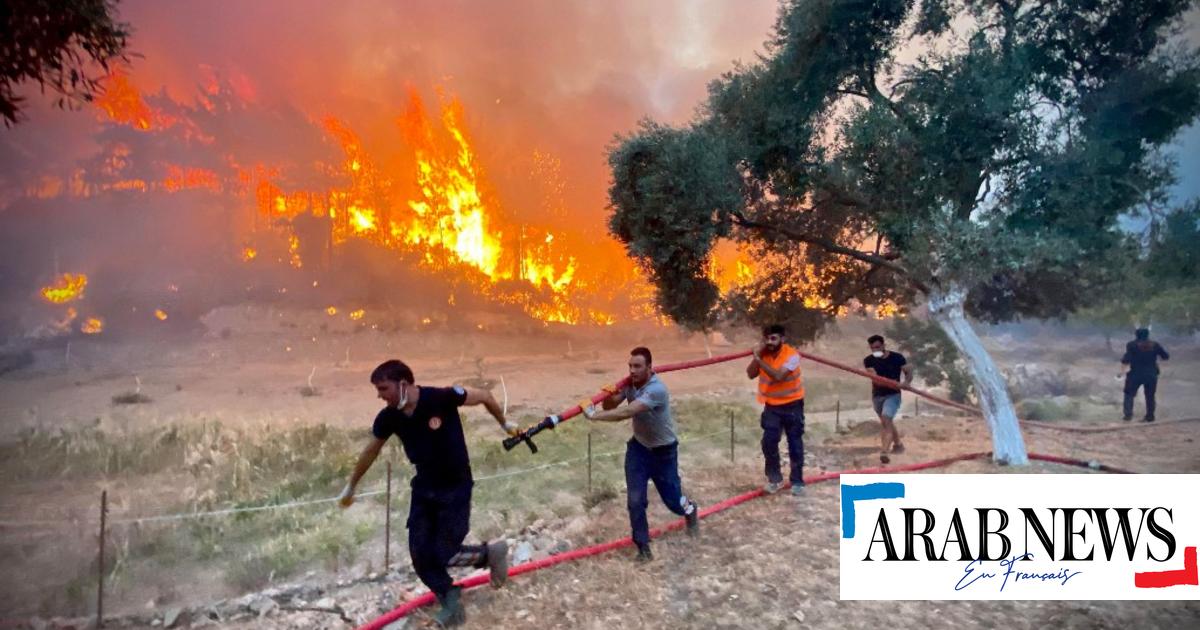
[824,263,884,316]
[728,211,930,293]
[975,169,993,205]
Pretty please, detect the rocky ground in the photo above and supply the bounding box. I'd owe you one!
[4,310,1198,629]
[27,413,1197,630]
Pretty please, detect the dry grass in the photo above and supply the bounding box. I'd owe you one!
[0,399,760,617]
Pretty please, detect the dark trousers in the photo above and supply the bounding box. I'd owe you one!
[625,439,690,546]
[407,481,485,598]
[761,399,805,485]
[1124,372,1158,419]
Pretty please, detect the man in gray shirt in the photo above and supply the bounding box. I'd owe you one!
[583,346,699,561]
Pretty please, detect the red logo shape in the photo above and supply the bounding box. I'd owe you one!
[1134,546,1198,588]
[428,416,442,430]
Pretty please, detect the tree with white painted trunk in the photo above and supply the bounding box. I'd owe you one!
[606,0,1200,465]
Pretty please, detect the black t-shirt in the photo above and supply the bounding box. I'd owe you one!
[863,352,907,397]
[1122,341,1169,376]
[372,385,471,489]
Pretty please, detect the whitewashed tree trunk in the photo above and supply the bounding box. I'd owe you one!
[927,284,1029,465]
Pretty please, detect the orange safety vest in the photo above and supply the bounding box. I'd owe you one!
[756,343,805,406]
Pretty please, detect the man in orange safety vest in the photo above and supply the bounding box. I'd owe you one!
[746,324,806,496]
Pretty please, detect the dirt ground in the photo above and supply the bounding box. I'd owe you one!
[211,416,1200,630]
[1,305,1198,627]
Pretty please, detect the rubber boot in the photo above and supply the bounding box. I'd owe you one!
[433,586,466,627]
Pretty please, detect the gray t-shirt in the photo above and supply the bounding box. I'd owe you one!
[622,373,677,448]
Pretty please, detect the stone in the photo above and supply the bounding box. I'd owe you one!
[513,541,534,564]
[793,610,806,623]
[382,619,409,630]
[163,607,184,628]
[249,597,277,617]
[314,598,336,609]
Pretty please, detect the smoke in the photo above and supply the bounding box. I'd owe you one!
[95,0,776,220]
[0,1,783,341]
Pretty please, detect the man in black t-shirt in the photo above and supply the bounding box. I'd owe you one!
[1120,328,1170,422]
[339,359,519,627]
[863,335,912,465]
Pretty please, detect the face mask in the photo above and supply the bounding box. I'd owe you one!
[872,351,884,358]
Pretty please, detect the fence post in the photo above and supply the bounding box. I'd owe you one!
[97,489,107,628]
[915,397,920,417]
[385,461,392,573]
[835,398,841,433]
[729,410,735,463]
[587,432,593,495]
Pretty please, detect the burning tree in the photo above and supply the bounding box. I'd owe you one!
[607,0,1200,464]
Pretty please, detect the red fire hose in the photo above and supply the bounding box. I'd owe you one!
[503,347,1180,452]
[357,449,1140,629]
[356,451,992,629]
[503,350,756,452]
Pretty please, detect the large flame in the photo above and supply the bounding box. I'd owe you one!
[398,93,503,277]
[93,73,168,131]
[40,273,88,304]
[31,71,650,327]
[708,243,757,295]
[240,89,583,322]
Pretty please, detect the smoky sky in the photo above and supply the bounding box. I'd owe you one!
[2,1,1197,222]
[100,0,777,223]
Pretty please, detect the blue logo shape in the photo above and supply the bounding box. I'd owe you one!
[841,482,905,538]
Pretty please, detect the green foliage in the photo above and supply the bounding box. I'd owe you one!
[885,317,974,403]
[1075,201,1200,334]
[1018,397,1081,422]
[607,0,1200,337]
[1145,201,1200,291]
[1,0,132,125]
[607,121,742,328]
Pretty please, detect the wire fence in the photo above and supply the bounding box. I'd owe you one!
[0,413,773,626]
[0,427,733,531]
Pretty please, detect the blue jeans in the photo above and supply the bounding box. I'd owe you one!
[625,439,690,546]
[761,399,805,485]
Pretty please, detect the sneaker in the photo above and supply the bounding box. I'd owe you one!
[635,543,653,562]
[791,484,806,497]
[485,540,508,588]
[879,453,891,465]
[1142,416,1155,423]
[763,481,783,495]
[684,501,700,537]
[891,443,906,454]
[433,587,466,627]
[1122,415,1133,422]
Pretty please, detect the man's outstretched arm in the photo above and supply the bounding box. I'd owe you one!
[340,437,386,507]
[463,387,519,435]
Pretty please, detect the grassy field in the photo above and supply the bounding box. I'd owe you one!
[0,397,789,616]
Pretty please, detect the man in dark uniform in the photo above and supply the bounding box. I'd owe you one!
[1121,328,1170,422]
[339,359,517,627]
